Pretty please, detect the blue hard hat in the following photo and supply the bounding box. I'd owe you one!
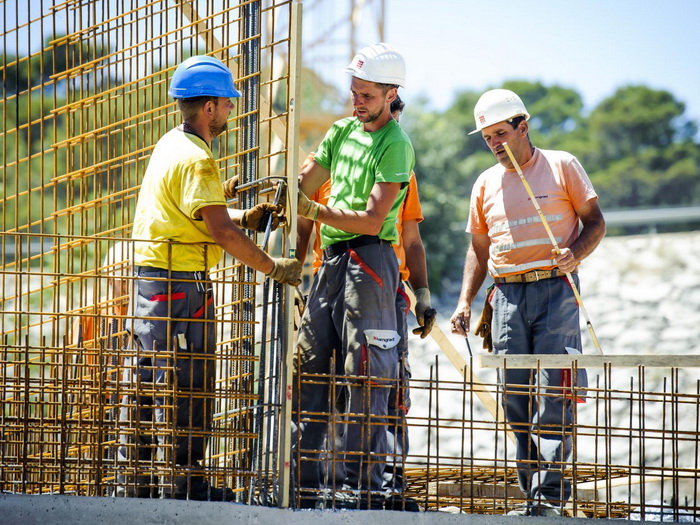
[168,55,241,99]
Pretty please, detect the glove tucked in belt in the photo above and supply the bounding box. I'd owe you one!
[473,284,494,352]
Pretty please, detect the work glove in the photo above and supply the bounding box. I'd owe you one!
[473,294,494,352]
[297,190,321,220]
[241,203,285,232]
[266,257,302,286]
[293,287,307,330]
[222,175,239,200]
[412,287,437,339]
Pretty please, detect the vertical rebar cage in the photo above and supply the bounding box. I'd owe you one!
[1,0,296,502]
[2,1,700,520]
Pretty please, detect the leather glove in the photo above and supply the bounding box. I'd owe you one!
[267,257,302,286]
[241,203,285,232]
[297,190,321,220]
[412,287,437,339]
[222,175,239,200]
[293,288,307,330]
[473,298,493,352]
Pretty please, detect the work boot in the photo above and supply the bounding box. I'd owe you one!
[319,489,384,510]
[506,505,529,516]
[384,493,421,512]
[506,503,561,517]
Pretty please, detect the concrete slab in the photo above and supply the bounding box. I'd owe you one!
[0,494,663,525]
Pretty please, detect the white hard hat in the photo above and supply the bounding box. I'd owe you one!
[469,88,530,135]
[345,43,406,88]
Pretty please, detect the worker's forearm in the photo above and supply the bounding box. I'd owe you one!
[314,205,386,236]
[458,245,488,306]
[570,216,606,262]
[296,216,314,264]
[405,243,429,291]
[216,227,274,274]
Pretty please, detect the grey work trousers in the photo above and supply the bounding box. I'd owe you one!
[292,241,401,498]
[384,282,411,493]
[491,275,587,507]
[117,267,216,498]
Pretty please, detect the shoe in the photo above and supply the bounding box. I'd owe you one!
[174,484,235,502]
[506,505,529,516]
[384,494,421,512]
[319,490,384,510]
[506,504,561,517]
[532,506,561,517]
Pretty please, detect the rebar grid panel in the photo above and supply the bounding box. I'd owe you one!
[291,358,700,519]
[1,0,296,502]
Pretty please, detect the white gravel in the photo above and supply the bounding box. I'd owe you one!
[403,231,700,506]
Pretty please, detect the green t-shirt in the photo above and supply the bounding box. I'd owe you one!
[132,127,226,271]
[314,117,414,248]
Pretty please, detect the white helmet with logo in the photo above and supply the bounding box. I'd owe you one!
[469,88,530,135]
[345,43,406,88]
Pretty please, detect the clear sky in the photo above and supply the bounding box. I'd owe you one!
[353,0,700,127]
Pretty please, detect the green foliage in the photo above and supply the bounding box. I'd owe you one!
[587,85,690,166]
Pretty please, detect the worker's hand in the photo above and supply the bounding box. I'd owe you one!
[412,287,436,339]
[473,300,493,352]
[267,257,302,286]
[293,288,307,330]
[297,190,321,220]
[241,203,285,232]
[450,304,471,336]
[295,287,307,313]
[552,247,577,274]
[222,175,239,200]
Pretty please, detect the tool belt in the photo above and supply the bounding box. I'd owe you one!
[323,234,390,259]
[493,268,575,284]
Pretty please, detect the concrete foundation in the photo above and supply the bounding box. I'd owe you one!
[0,494,661,525]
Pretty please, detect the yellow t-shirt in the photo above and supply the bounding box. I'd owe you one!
[132,128,226,271]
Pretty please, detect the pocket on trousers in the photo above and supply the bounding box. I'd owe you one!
[361,329,400,384]
[545,280,580,336]
[562,346,588,403]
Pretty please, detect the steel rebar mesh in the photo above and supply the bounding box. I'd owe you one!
[288,357,700,518]
[2,1,700,520]
[1,0,295,502]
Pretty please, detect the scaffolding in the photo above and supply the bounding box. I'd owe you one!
[1,1,699,520]
[1,0,299,503]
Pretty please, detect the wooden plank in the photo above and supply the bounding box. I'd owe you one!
[480,354,700,369]
[404,288,515,444]
[430,481,598,502]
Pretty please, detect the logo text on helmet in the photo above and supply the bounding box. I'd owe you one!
[479,115,486,124]
[356,60,364,69]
